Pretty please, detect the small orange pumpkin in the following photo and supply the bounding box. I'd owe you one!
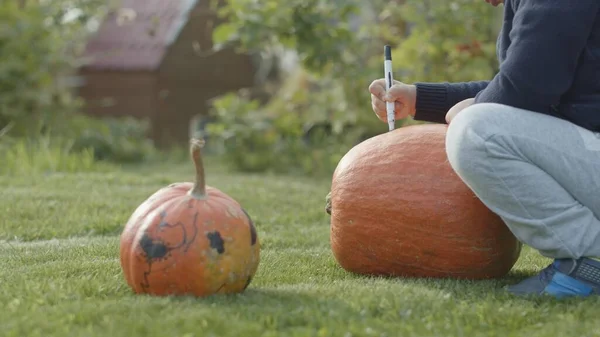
[120,139,260,297]
[326,124,521,280]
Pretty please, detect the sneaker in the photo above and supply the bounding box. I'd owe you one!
[506,257,600,298]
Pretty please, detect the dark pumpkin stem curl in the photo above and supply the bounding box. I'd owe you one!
[189,138,207,199]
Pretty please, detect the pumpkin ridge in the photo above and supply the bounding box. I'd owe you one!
[128,196,192,293]
[241,208,257,246]
[121,191,184,289]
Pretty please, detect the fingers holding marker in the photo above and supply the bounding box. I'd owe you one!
[369,78,416,121]
[395,102,406,119]
[385,83,410,102]
[371,94,384,112]
[369,79,387,100]
[371,95,407,122]
[370,79,403,100]
[371,94,386,121]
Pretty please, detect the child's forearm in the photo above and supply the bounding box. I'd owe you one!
[413,81,490,124]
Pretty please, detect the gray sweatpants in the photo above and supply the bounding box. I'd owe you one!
[445,103,600,259]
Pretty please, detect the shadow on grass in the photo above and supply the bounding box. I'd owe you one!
[151,269,547,306]
[161,285,350,307]
[111,266,600,337]
[134,286,362,331]
[353,267,600,306]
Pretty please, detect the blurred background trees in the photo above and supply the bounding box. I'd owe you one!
[203,0,502,175]
[1,0,157,170]
[1,0,502,176]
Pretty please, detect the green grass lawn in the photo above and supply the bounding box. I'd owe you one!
[2,157,600,337]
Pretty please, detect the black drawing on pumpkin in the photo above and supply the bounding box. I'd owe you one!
[139,210,199,290]
[207,231,225,254]
[243,276,253,290]
[241,208,257,246]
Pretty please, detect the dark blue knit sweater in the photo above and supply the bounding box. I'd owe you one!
[414,0,600,131]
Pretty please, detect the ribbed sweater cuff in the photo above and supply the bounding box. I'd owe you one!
[414,83,449,124]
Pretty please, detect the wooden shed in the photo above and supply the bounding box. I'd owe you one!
[76,0,259,147]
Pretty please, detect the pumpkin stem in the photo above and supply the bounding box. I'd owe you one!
[189,138,207,199]
[325,191,332,215]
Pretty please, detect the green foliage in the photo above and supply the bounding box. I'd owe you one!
[388,0,502,83]
[0,133,114,175]
[0,1,80,136]
[67,115,158,164]
[0,113,155,175]
[0,0,158,165]
[206,0,502,176]
[206,86,355,176]
[211,0,359,73]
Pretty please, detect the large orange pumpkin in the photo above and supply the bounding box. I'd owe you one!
[120,139,260,297]
[326,124,521,279]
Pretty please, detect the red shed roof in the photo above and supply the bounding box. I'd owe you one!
[81,0,199,71]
